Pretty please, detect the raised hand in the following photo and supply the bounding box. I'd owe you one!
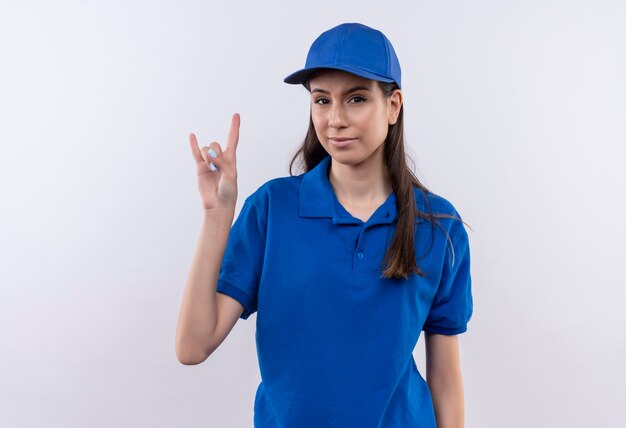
[189,113,240,212]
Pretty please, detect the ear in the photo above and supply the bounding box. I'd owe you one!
[387,89,403,125]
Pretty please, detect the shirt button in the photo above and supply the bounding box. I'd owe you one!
[385,212,390,217]
[357,252,364,259]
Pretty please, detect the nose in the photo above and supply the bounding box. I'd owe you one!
[328,104,348,129]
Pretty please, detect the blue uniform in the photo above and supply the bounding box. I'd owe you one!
[217,154,473,427]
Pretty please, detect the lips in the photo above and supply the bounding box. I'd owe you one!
[328,138,357,148]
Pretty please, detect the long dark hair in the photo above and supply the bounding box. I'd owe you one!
[288,77,470,280]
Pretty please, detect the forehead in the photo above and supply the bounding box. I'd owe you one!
[308,69,374,89]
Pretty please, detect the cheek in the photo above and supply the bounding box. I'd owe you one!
[310,114,325,141]
[362,105,385,125]
[311,111,324,128]
[362,111,387,133]
[369,116,389,143]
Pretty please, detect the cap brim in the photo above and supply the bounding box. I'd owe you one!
[283,65,395,86]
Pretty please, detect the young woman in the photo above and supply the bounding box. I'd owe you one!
[176,22,473,428]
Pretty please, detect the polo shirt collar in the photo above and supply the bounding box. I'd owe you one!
[299,155,398,225]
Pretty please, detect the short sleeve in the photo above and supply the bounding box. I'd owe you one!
[216,193,267,320]
[422,224,473,335]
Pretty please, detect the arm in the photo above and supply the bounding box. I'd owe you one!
[177,117,245,365]
[175,210,245,365]
[425,333,465,428]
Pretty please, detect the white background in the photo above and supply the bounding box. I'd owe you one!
[1,1,625,427]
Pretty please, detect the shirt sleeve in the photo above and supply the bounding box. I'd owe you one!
[422,223,474,335]
[216,193,267,320]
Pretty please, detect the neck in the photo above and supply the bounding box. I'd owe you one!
[327,148,392,205]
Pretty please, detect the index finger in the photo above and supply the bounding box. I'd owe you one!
[189,133,203,163]
[224,113,240,154]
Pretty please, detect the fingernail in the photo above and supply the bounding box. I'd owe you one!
[208,149,217,158]
[209,162,217,171]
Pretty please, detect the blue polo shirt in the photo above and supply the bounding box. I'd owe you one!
[217,154,473,427]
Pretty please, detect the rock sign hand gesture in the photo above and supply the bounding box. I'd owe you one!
[189,113,240,212]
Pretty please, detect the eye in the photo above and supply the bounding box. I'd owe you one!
[313,96,366,105]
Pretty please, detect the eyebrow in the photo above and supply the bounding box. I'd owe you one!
[310,85,371,95]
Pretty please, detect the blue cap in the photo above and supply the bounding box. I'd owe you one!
[283,22,402,90]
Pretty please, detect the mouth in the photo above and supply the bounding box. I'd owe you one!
[328,138,357,148]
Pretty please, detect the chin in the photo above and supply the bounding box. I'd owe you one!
[329,152,370,167]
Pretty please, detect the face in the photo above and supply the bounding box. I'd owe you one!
[308,69,402,166]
